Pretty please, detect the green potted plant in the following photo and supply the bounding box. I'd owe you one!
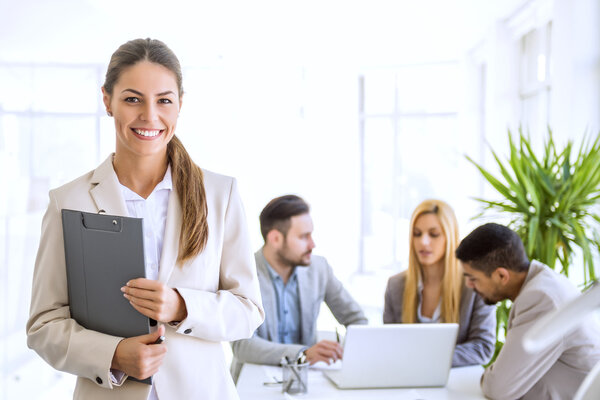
[466,128,600,362]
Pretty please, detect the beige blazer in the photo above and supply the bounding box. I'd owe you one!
[26,155,264,400]
[482,260,600,400]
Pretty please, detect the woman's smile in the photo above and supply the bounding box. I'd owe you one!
[132,128,164,139]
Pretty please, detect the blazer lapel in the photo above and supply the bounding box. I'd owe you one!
[89,155,128,217]
[158,189,182,283]
[89,155,180,284]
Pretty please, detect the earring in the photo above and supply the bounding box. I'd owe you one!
[107,111,113,117]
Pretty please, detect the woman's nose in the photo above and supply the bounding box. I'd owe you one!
[140,103,158,121]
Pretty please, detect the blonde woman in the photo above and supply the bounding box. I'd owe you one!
[26,38,264,399]
[383,199,495,366]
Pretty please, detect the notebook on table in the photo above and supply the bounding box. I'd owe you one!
[323,323,458,389]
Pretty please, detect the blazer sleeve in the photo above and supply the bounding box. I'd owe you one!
[173,178,265,342]
[231,332,305,366]
[383,275,401,323]
[452,293,496,367]
[323,261,368,326]
[26,191,123,389]
[481,289,565,400]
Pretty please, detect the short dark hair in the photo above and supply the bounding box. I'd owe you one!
[259,195,310,240]
[455,223,529,276]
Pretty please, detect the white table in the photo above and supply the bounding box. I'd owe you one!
[237,363,485,399]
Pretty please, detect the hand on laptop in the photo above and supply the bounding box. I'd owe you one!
[305,340,343,365]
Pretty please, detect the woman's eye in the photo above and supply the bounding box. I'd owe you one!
[158,98,172,104]
[124,97,140,103]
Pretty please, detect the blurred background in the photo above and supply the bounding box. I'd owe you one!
[1,0,599,398]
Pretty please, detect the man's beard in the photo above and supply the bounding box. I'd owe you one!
[482,296,498,306]
[276,246,311,268]
[476,289,503,305]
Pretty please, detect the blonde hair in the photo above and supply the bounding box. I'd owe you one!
[402,199,462,323]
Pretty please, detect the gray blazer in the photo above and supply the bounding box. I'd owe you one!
[383,271,496,367]
[231,249,367,380]
[481,261,600,400]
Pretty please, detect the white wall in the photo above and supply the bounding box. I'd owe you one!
[550,0,600,142]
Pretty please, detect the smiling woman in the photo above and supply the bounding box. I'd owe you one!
[104,61,182,197]
[25,38,265,400]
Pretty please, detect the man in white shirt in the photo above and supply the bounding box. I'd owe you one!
[456,223,600,400]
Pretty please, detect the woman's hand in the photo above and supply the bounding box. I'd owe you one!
[111,325,167,380]
[121,278,188,323]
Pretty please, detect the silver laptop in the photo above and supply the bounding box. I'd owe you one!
[323,323,458,389]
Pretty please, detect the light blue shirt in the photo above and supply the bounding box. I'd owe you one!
[265,263,301,344]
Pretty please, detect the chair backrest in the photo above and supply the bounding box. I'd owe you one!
[574,359,600,400]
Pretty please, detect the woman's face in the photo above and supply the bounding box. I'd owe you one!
[103,61,181,159]
[412,213,447,268]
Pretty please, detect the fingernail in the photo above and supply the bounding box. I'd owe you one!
[120,287,126,292]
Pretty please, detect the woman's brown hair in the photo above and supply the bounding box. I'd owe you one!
[103,38,208,263]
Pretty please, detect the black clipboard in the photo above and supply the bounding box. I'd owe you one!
[61,209,153,385]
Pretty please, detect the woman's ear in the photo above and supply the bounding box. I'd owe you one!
[101,87,111,115]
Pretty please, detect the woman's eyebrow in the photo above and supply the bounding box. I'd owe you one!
[121,88,143,96]
[120,89,175,97]
[157,90,175,96]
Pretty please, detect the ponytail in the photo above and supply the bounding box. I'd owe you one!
[167,135,209,263]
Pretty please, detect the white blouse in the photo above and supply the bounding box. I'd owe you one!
[416,277,441,323]
[117,165,172,400]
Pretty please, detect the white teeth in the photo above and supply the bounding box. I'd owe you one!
[134,129,160,137]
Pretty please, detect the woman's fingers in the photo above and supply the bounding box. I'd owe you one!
[121,286,157,302]
[128,300,158,320]
[120,279,187,323]
[126,278,161,290]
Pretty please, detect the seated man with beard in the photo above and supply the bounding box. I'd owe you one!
[456,223,600,400]
[231,195,367,381]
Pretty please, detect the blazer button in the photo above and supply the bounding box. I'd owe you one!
[96,377,103,384]
[184,328,192,334]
